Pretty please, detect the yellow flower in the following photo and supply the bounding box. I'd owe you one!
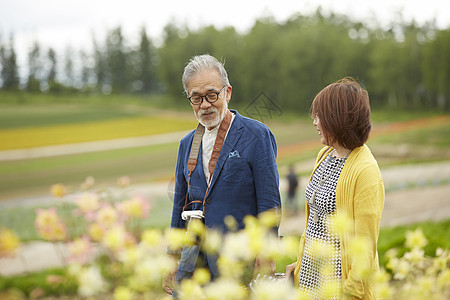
[417,277,434,296]
[203,278,247,300]
[117,176,131,188]
[167,228,186,252]
[217,256,245,279]
[0,228,21,257]
[80,176,95,190]
[405,228,428,249]
[68,236,91,262]
[329,211,349,235]
[96,205,118,228]
[404,248,425,266]
[437,268,450,289]
[280,235,299,258]
[179,279,204,299]
[224,215,238,231]
[50,183,68,198]
[202,229,222,254]
[393,259,411,280]
[88,223,104,242]
[118,246,140,268]
[375,282,392,299]
[77,265,108,297]
[102,226,126,252]
[258,209,279,229]
[75,193,100,213]
[310,239,334,259]
[113,286,133,300]
[221,231,253,261]
[193,268,211,285]
[141,229,162,247]
[118,196,151,219]
[373,268,391,285]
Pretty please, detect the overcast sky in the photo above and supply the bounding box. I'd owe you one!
[1,0,449,66]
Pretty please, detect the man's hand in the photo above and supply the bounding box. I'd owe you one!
[162,269,177,295]
[285,262,297,281]
[253,257,276,278]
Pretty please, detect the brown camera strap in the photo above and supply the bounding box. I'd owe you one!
[183,110,232,214]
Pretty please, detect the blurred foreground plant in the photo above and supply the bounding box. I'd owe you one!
[23,180,450,299]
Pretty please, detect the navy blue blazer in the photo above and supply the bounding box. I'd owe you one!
[170,110,281,232]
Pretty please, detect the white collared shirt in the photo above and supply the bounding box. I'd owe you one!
[202,112,235,184]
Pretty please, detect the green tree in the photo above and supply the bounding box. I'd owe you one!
[135,26,157,94]
[106,26,129,93]
[0,35,20,90]
[422,28,450,110]
[26,41,42,92]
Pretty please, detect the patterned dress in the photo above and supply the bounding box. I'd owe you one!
[298,154,347,299]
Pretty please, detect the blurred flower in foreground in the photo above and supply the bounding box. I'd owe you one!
[75,193,100,220]
[117,176,131,188]
[76,265,108,297]
[117,196,151,220]
[80,176,96,190]
[114,286,133,300]
[50,183,68,198]
[35,207,67,241]
[0,227,21,257]
[203,278,247,300]
[68,236,94,264]
[405,228,428,249]
[96,205,118,229]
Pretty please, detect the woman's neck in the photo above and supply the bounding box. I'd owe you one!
[332,145,352,158]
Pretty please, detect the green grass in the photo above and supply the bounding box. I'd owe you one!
[0,104,138,129]
[0,142,179,201]
[0,268,77,298]
[377,219,450,267]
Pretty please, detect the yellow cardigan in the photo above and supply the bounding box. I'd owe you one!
[293,145,385,299]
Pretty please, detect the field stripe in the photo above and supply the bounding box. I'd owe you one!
[0,116,196,150]
[0,130,190,161]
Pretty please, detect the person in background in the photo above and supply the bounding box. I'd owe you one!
[285,78,385,299]
[163,54,282,296]
[286,165,299,213]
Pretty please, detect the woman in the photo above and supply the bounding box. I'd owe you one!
[285,78,384,299]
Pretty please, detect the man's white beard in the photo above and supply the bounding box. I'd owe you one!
[196,101,228,129]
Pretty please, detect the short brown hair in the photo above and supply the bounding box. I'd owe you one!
[311,77,371,149]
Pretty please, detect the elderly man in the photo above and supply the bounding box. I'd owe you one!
[164,54,281,295]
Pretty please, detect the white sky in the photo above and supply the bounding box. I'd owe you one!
[0,0,449,70]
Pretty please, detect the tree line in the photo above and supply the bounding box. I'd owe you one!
[1,10,449,111]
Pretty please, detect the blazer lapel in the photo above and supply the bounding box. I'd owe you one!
[206,112,243,194]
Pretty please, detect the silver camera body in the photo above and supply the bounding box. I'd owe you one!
[181,210,204,221]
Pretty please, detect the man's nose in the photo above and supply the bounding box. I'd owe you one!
[199,97,212,109]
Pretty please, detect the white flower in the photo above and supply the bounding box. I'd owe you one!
[77,265,108,297]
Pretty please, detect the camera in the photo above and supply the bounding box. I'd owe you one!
[181,210,204,221]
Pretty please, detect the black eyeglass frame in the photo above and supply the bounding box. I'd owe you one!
[187,86,227,105]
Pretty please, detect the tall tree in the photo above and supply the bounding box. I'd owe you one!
[106,26,128,93]
[136,26,157,93]
[26,41,42,92]
[0,35,20,90]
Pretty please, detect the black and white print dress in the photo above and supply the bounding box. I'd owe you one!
[298,154,347,299]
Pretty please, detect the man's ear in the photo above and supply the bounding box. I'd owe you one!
[226,85,232,102]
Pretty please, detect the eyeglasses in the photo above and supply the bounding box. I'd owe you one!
[188,86,226,105]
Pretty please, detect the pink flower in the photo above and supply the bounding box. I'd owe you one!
[116,196,151,220]
[68,236,93,264]
[35,208,67,241]
[95,205,118,229]
[75,193,101,221]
